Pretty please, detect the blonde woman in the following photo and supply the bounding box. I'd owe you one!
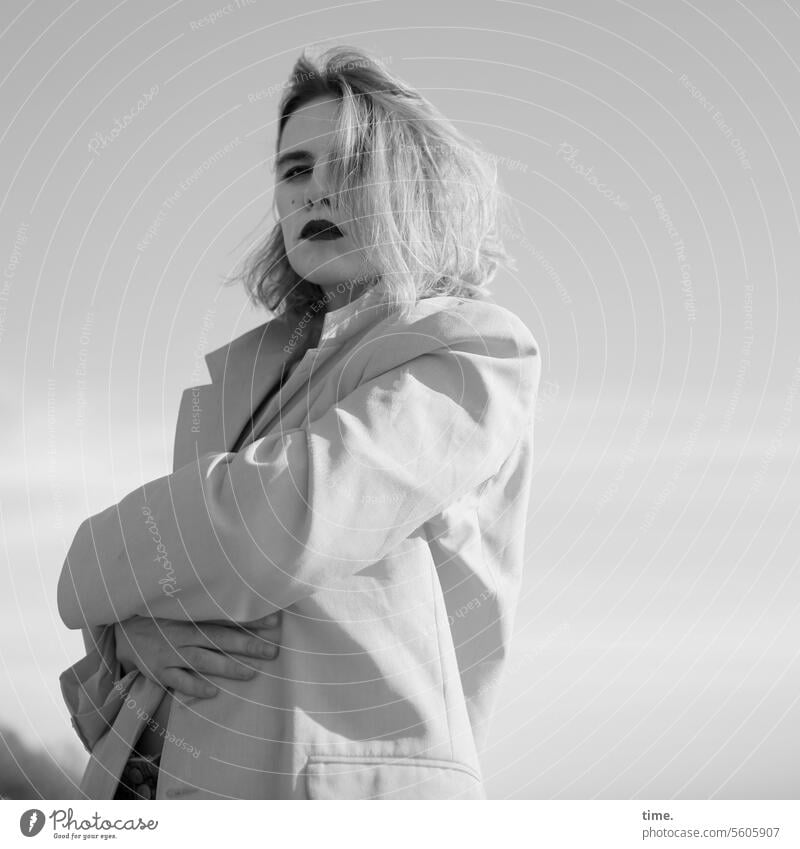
[57,44,541,800]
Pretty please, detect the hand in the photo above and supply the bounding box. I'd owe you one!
[113,611,282,699]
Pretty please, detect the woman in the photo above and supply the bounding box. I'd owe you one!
[57,44,541,800]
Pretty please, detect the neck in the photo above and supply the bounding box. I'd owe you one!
[323,279,374,312]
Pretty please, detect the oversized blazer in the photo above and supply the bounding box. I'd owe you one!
[57,286,541,799]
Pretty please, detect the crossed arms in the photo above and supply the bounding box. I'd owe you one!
[57,307,540,632]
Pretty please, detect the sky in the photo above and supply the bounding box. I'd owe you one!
[0,0,798,799]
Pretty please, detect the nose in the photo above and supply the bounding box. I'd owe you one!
[303,160,334,210]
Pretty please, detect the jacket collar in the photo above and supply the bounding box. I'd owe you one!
[203,281,386,385]
[174,283,390,468]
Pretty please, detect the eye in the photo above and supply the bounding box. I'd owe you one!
[282,165,311,180]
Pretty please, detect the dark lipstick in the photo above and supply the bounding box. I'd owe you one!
[300,219,344,240]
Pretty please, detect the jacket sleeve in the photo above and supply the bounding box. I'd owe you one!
[58,624,140,753]
[57,308,540,628]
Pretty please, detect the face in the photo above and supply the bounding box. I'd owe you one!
[275,95,376,307]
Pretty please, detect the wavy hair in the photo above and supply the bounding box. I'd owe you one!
[225,43,519,322]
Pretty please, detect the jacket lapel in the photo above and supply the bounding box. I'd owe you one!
[88,293,394,799]
[176,284,391,464]
[78,674,165,799]
[241,305,388,449]
[173,314,316,469]
[85,309,344,799]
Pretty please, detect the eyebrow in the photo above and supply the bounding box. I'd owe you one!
[275,149,313,173]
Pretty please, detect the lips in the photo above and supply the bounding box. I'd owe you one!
[300,219,343,240]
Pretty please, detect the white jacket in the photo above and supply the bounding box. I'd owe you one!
[57,287,541,799]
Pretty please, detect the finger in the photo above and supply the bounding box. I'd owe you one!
[162,667,218,699]
[200,611,282,631]
[184,646,263,680]
[250,628,282,654]
[238,611,282,630]
[232,629,281,660]
[190,624,280,659]
[225,640,280,666]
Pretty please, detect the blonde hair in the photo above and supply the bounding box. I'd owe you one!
[225,43,519,322]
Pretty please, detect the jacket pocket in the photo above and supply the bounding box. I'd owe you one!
[304,753,486,800]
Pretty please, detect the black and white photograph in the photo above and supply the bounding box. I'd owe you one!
[0,0,797,844]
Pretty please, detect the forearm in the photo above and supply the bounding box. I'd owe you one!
[57,307,539,630]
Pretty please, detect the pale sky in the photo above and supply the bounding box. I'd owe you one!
[1,0,798,799]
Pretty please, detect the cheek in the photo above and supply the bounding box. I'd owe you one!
[275,187,296,221]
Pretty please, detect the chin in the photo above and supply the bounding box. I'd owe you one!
[291,259,366,289]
